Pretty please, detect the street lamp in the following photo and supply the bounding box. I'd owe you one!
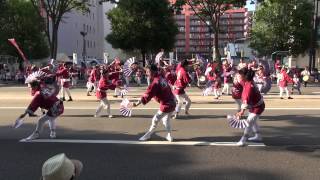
[80,31,87,65]
[310,0,319,71]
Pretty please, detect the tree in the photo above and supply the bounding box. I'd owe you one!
[173,0,246,62]
[0,0,49,59]
[105,0,178,65]
[29,0,90,59]
[249,0,313,56]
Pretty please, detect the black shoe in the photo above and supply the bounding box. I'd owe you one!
[29,113,38,117]
[67,97,73,101]
[61,97,66,101]
[113,95,118,98]
[280,97,284,99]
[288,97,293,99]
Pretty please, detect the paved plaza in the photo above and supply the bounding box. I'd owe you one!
[0,85,320,180]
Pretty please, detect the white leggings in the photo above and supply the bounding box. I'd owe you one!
[35,114,57,133]
[95,98,111,116]
[114,88,120,96]
[279,86,289,98]
[60,87,71,98]
[214,88,221,98]
[87,82,96,93]
[175,93,191,113]
[243,113,260,137]
[222,83,230,94]
[147,110,173,133]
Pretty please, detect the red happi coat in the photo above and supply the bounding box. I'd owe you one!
[274,62,281,71]
[279,70,293,88]
[27,90,64,117]
[222,66,233,84]
[96,76,116,100]
[232,80,244,100]
[174,64,191,95]
[241,81,265,115]
[195,67,202,78]
[88,69,99,83]
[140,75,176,113]
[109,65,122,86]
[56,68,70,88]
[165,69,176,86]
[207,71,221,89]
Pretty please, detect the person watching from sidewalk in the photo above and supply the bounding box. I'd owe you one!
[301,66,310,87]
[41,153,83,180]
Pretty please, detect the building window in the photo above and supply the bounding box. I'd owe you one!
[83,24,85,31]
[94,42,96,48]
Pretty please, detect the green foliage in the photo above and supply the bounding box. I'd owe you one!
[250,0,313,56]
[106,0,178,54]
[0,0,49,59]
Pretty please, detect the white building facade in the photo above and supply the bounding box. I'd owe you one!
[57,0,120,61]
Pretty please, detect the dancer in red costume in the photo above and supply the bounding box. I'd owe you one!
[173,60,191,119]
[87,65,99,96]
[278,67,293,99]
[133,65,176,141]
[56,63,72,101]
[94,69,117,118]
[236,68,265,146]
[108,57,122,97]
[17,75,63,141]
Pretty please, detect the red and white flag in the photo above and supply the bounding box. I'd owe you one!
[8,38,29,63]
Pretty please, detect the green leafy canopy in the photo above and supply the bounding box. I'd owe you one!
[0,0,49,59]
[250,0,313,56]
[106,0,178,54]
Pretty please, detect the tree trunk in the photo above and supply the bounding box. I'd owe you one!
[51,24,59,60]
[214,31,221,63]
[141,50,146,67]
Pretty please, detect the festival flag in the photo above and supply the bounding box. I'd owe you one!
[8,38,29,63]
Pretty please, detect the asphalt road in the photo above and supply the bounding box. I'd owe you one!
[0,86,320,180]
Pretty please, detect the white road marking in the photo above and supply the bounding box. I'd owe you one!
[1,107,320,110]
[20,139,266,147]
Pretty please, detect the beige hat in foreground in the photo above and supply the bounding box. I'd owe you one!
[41,153,83,180]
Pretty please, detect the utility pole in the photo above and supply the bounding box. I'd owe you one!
[310,0,319,71]
[80,31,87,66]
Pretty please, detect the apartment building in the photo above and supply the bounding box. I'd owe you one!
[174,6,252,59]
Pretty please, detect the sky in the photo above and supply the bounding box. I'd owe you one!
[245,0,256,11]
